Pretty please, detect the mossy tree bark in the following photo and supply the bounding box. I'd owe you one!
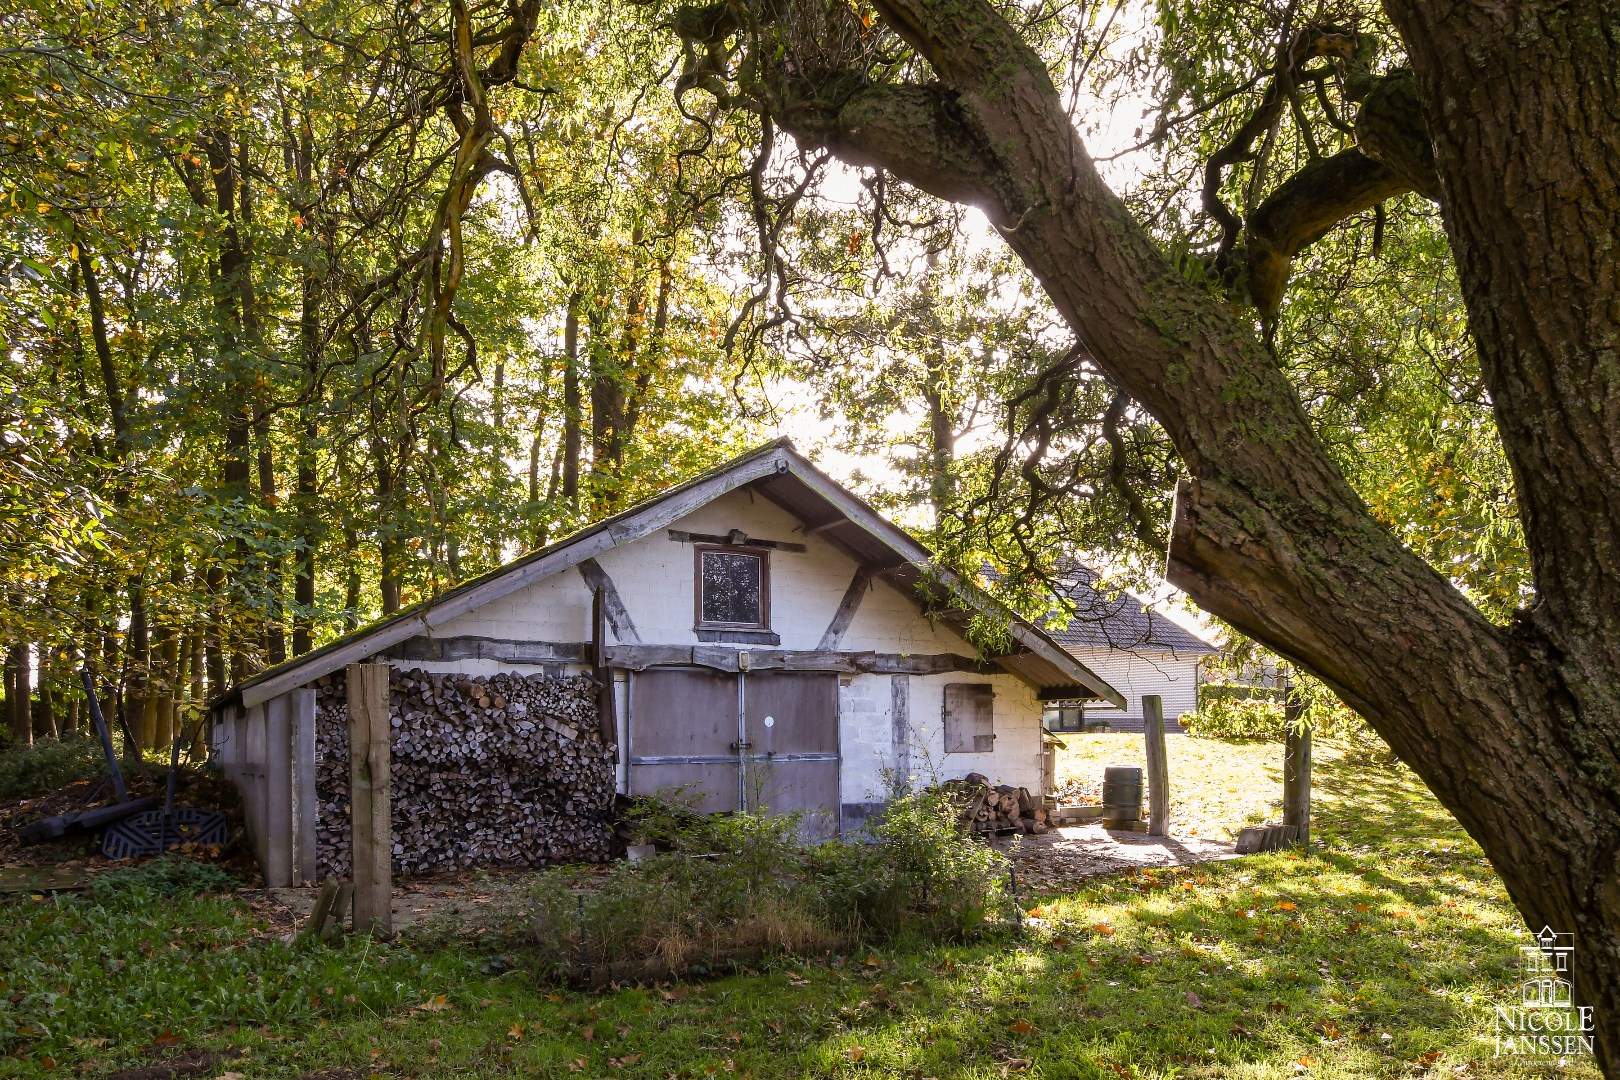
[680,0,1620,1067]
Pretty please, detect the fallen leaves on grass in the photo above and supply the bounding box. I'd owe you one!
[413,995,451,1013]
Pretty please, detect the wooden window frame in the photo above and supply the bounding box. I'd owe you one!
[694,544,772,632]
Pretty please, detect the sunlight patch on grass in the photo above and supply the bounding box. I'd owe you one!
[1054,732,1327,839]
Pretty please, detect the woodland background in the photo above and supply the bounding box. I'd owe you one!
[0,0,1523,753]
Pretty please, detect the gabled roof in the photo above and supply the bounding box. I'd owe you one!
[1043,565,1220,655]
[219,440,1125,710]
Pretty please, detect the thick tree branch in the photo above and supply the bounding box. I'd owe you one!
[1242,147,1410,316]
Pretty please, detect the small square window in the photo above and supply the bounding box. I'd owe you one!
[697,547,769,629]
[1044,705,1084,733]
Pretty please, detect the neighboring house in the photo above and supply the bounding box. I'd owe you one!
[1040,567,1221,733]
[209,440,1123,885]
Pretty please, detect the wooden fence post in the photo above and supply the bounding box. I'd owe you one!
[1142,695,1170,836]
[347,663,392,936]
[1282,690,1312,845]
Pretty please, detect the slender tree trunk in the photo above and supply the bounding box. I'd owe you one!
[562,292,582,508]
[77,246,148,746]
[4,644,28,749]
[342,525,362,633]
[36,646,56,740]
[255,412,286,665]
[922,350,954,525]
[370,421,403,615]
[292,124,322,659]
[203,561,227,699]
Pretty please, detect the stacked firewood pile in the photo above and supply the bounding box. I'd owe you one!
[314,667,615,877]
[938,772,1051,836]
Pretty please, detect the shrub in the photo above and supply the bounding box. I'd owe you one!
[1181,697,1287,739]
[0,734,107,800]
[489,791,1011,981]
[810,787,1011,941]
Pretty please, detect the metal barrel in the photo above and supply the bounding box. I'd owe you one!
[1101,765,1144,826]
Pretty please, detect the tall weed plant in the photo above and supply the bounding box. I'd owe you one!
[498,790,1011,981]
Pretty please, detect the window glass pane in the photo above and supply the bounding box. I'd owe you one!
[701,551,763,625]
[1045,706,1083,732]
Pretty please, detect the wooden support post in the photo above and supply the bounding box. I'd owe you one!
[292,688,318,885]
[1282,691,1312,846]
[347,663,392,936]
[1142,695,1170,836]
[263,693,294,887]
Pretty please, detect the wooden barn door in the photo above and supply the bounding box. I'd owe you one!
[742,672,840,839]
[627,668,741,814]
[627,667,840,836]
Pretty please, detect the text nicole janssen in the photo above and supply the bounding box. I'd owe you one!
[1495,1006,1596,1056]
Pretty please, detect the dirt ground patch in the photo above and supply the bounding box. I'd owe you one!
[262,867,553,934]
[997,822,1239,892]
[261,830,1236,931]
[100,1049,220,1080]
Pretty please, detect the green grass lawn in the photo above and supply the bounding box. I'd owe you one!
[0,747,1596,1079]
[1053,732,1311,840]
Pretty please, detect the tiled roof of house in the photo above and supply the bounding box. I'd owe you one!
[1041,565,1220,655]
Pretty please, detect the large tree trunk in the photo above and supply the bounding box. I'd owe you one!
[733,0,1620,1066]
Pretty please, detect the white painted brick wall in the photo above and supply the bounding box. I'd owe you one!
[1063,647,1203,721]
[387,488,1049,808]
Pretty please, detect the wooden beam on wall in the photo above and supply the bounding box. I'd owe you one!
[389,636,591,665]
[291,688,317,886]
[816,570,871,651]
[262,693,294,888]
[347,663,392,937]
[667,528,807,553]
[577,559,641,643]
[600,645,998,676]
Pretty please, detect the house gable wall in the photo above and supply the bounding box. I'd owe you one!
[430,488,977,657]
[1061,645,1202,724]
[406,488,1048,814]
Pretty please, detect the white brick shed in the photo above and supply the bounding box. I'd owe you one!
[209,441,1123,883]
